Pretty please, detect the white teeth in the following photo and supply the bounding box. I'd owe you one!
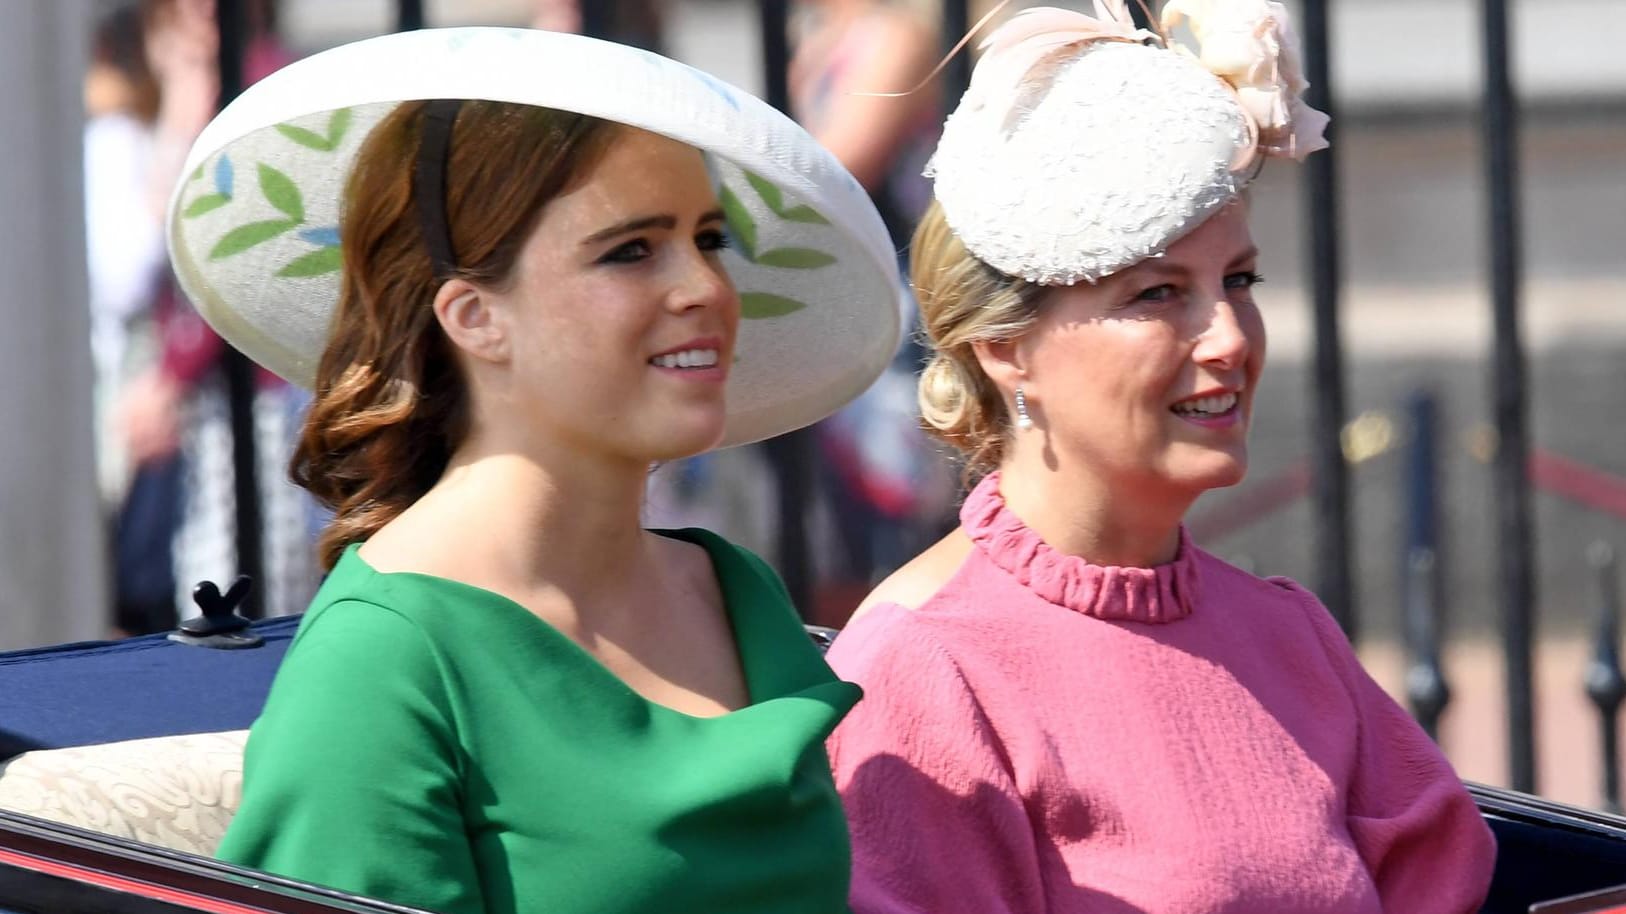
[651,348,719,369]
[1172,392,1239,416]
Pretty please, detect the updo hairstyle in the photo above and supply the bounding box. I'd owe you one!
[911,200,1048,478]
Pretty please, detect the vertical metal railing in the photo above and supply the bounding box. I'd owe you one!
[1481,0,1537,795]
[1403,392,1450,740]
[1585,543,1625,813]
[216,0,264,618]
[396,0,424,32]
[579,3,614,40]
[940,0,972,114]
[755,0,816,614]
[1404,549,1449,741]
[1298,0,1354,642]
[758,0,792,112]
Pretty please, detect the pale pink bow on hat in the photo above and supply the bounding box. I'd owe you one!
[966,1,1157,121]
[1162,0,1330,161]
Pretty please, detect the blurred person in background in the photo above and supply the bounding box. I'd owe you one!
[84,2,174,635]
[790,0,953,623]
[118,0,320,620]
[791,0,937,245]
[142,0,287,218]
[530,0,667,52]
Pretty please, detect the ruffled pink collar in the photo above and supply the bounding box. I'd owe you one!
[961,473,1200,623]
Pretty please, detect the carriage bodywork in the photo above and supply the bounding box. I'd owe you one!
[2,617,1623,914]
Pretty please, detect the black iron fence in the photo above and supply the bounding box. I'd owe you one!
[215,0,263,619]
[201,0,1611,805]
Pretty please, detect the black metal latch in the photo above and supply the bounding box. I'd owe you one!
[167,576,264,649]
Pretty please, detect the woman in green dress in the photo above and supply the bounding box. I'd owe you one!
[162,27,903,914]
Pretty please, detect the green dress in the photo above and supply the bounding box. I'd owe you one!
[217,529,860,914]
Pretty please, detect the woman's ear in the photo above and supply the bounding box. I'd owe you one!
[432,278,509,365]
[970,336,1028,399]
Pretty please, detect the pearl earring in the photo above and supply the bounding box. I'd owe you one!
[1014,385,1034,430]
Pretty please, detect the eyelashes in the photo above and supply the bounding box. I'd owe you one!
[698,228,732,252]
[597,239,651,264]
[1128,271,1265,305]
[595,229,731,265]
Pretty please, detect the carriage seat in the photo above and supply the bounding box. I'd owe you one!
[0,619,841,856]
[0,729,247,856]
[0,610,294,857]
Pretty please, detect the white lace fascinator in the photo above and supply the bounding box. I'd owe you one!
[928,0,1330,286]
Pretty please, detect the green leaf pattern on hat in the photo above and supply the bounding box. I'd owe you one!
[277,245,342,278]
[183,111,351,277]
[720,170,837,319]
[737,293,808,318]
[273,108,352,152]
[183,114,839,310]
[210,217,298,259]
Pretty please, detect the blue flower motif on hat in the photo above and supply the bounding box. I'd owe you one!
[297,226,340,247]
[445,27,525,54]
[181,155,234,217]
[688,68,742,111]
[280,226,342,278]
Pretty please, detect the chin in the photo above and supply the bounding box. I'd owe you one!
[1167,448,1249,493]
[641,417,729,463]
[1200,463,1248,491]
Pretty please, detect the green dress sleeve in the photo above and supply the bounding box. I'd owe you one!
[217,599,486,914]
[728,542,799,612]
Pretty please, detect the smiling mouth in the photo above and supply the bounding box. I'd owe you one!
[1170,392,1240,419]
[649,348,721,369]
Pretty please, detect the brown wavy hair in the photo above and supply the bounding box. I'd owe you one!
[292,100,619,570]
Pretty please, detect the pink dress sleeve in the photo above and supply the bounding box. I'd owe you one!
[826,607,1045,914]
[1284,580,1498,913]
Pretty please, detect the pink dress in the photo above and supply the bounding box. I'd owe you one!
[827,473,1495,914]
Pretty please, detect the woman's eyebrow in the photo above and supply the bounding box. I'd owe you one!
[581,214,676,246]
[581,209,728,246]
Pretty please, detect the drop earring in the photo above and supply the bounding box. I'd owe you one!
[1014,385,1034,430]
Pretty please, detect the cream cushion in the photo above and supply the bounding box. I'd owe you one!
[0,730,248,856]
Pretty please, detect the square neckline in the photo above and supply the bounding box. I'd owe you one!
[341,528,770,722]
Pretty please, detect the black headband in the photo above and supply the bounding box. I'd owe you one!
[413,99,464,278]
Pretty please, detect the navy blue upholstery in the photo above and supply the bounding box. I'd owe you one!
[1469,784,1626,913]
[0,617,299,759]
[1481,814,1626,913]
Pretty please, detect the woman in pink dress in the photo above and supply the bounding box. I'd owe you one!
[826,4,1496,912]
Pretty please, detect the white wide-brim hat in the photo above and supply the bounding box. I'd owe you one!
[166,27,903,448]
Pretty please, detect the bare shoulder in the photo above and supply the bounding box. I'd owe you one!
[356,510,454,576]
[849,528,975,625]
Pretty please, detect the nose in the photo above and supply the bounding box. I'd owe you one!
[1191,299,1254,371]
[667,249,737,315]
